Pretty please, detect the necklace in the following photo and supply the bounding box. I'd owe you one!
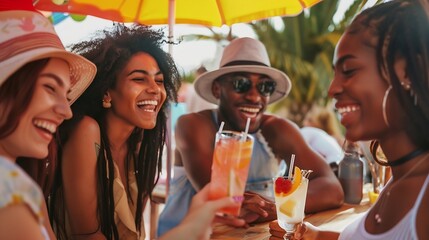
[375,148,425,167]
[374,152,428,224]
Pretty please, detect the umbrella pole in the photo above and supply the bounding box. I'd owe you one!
[168,0,175,54]
[165,0,176,199]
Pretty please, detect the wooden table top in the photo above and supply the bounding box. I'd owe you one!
[210,185,372,240]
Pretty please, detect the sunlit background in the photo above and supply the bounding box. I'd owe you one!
[50,0,380,125]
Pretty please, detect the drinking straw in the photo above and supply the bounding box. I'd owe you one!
[215,121,225,143]
[288,154,295,179]
[241,118,251,142]
[218,121,225,134]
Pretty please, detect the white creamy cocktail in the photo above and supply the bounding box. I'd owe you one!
[273,167,312,239]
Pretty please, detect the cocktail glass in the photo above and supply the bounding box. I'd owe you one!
[208,130,254,216]
[273,167,311,239]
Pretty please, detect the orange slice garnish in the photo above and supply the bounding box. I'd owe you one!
[289,166,302,194]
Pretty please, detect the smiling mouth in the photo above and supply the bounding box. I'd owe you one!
[137,100,158,112]
[337,105,360,114]
[238,107,260,118]
[33,119,57,134]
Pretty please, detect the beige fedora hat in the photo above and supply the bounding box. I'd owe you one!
[194,37,291,105]
[0,9,96,104]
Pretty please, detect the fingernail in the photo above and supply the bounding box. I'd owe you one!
[232,196,244,202]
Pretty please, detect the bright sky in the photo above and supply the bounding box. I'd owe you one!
[54,1,359,74]
[54,18,256,73]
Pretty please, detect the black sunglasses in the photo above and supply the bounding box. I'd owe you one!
[227,76,277,97]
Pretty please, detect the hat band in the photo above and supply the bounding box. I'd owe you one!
[0,32,64,62]
[222,60,269,67]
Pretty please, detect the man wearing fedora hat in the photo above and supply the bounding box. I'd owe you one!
[158,37,343,235]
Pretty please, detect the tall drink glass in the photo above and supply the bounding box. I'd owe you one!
[273,167,311,239]
[208,130,254,216]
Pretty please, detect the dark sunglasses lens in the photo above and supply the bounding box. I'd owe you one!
[232,77,251,93]
[258,81,276,96]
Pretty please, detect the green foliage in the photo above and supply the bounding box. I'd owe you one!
[180,26,236,42]
[180,70,196,84]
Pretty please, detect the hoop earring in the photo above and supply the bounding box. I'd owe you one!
[102,100,111,108]
[382,86,392,127]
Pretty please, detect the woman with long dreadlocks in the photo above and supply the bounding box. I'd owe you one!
[49,24,244,240]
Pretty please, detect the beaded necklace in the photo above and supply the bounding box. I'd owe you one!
[374,152,428,224]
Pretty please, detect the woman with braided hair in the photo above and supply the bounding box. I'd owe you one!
[270,0,429,239]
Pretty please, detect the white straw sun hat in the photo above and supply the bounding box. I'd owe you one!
[194,37,291,105]
[0,9,96,104]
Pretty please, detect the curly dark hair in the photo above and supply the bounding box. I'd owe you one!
[49,24,180,239]
[345,0,429,158]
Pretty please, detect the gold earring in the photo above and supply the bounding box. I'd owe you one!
[102,100,111,108]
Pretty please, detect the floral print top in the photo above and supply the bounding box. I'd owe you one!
[0,156,49,239]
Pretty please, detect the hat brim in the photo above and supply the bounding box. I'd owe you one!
[194,65,291,105]
[0,47,96,105]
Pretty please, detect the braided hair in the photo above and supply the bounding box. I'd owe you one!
[345,0,429,157]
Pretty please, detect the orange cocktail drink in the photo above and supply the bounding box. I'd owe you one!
[208,130,254,216]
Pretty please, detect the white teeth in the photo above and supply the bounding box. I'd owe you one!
[33,119,56,134]
[137,100,158,106]
[337,105,360,114]
[137,100,157,113]
[238,107,260,113]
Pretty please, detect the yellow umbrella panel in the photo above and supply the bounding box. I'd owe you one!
[35,0,321,27]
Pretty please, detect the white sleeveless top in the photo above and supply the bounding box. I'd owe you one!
[339,174,429,240]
